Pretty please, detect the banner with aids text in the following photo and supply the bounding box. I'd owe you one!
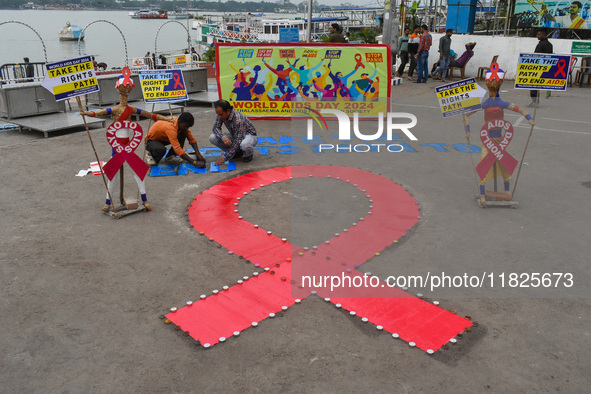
[514,53,571,91]
[215,43,391,118]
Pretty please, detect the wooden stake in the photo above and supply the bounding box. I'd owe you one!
[76,96,117,212]
[137,103,157,200]
[511,91,538,200]
[120,166,124,204]
[465,134,481,195]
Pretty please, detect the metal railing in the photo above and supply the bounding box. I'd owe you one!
[0,62,46,85]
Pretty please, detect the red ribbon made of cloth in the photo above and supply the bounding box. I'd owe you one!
[476,119,518,180]
[166,166,471,351]
[487,62,502,81]
[102,120,149,181]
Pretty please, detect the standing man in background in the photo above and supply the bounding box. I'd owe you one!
[529,28,553,107]
[328,23,346,43]
[415,24,432,83]
[406,26,421,81]
[396,27,411,78]
[432,29,453,82]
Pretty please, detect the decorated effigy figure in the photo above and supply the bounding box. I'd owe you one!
[463,62,535,207]
[80,66,172,212]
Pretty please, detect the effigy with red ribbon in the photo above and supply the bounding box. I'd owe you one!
[102,120,149,181]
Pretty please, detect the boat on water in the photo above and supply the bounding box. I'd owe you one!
[169,11,191,19]
[192,13,349,47]
[129,9,168,19]
[58,22,85,41]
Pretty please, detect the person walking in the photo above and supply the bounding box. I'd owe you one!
[415,24,432,83]
[407,26,421,80]
[432,29,453,82]
[396,27,411,78]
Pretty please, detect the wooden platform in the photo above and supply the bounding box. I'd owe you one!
[475,192,519,208]
[104,203,148,219]
[2,112,107,138]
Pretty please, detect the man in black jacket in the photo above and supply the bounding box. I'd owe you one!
[529,29,553,107]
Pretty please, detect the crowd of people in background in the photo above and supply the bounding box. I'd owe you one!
[393,25,477,84]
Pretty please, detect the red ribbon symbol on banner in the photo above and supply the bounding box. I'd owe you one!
[102,120,149,181]
[476,119,519,180]
[553,59,567,78]
[354,53,365,70]
[166,166,471,351]
[172,73,184,89]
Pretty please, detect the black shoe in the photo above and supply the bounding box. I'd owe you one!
[233,149,243,158]
[243,155,253,162]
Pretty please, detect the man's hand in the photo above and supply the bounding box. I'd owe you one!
[528,119,535,126]
[195,152,206,163]
[215,156,226,166]
[222,136,232,146]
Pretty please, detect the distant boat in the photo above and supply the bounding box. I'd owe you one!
[169,10,191,19]
[58,22,85,41]
[130,9,168,19]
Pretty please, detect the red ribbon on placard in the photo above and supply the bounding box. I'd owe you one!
[553,58,567,78]
[102,120,149,181]
[172,72,184,89]
[476,119,518,180]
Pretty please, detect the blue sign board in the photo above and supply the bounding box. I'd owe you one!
[279,28,300,43]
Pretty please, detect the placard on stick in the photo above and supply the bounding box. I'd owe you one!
[514,53,571,91]
[435,78,486,118]
[41,55,99,101]
[138,69,188,103]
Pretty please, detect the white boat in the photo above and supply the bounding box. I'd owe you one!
[58,22,85,41]
[169,11,191,19]
[130,9,168,19]
[192,13,348,47]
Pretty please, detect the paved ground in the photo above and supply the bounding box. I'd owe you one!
[1,79,590,393]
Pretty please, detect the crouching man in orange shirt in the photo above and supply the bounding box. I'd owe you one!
[145,112,206,167]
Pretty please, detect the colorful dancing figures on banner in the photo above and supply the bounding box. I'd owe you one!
[80,66,172,212]
[462,62,535,207]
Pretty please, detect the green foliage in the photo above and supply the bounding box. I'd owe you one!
[203,46,215,62]
[347,29,378,44]
[358,28,377,44]
[404,0,421,30]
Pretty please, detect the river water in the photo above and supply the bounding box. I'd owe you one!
[0,9,206,68]
[0,9,324,69]
[0,9,305,68]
